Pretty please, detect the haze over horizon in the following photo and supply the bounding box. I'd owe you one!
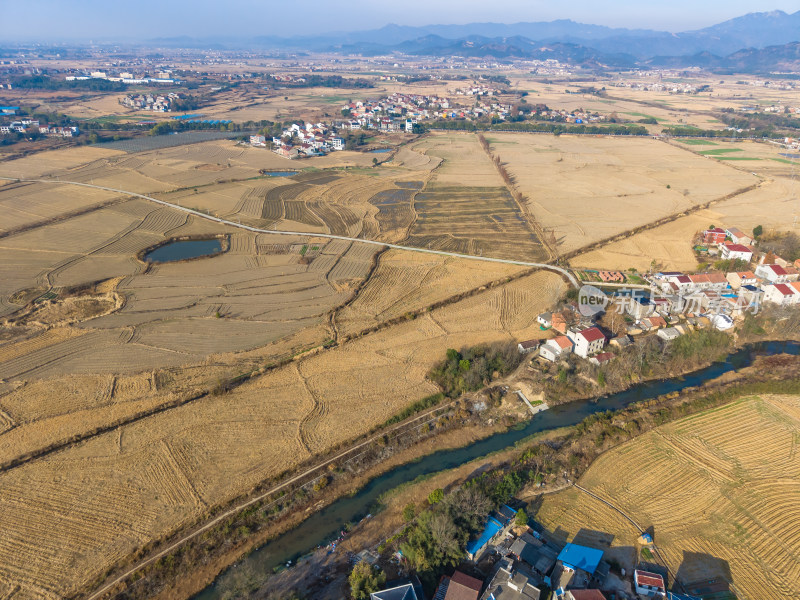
[3,1,799,42]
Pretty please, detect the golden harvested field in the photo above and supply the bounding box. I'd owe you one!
[486,133,758,253]
[0,146,123,178]
[573,175,799,271]
[414,132,504,187]
[0,269,564,599]
[335,249,525,337]
[534,394,800,598]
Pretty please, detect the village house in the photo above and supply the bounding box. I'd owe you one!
[435,570,483,600]
[537,312,552,328]
[249,135,266,147]
[517,340,540,355]
[466,505,517,561]
[539,336,573,362]
[702,227,727,245]
[726,271,757,289]
[588,352,613,366]
[755,263,792,284]
[640,315,667,331]
[609,334,633,349]
[633,570,666,597]
[657,327,683,341]
[726,227,754,246]
[545,543,608,593]
[763,283,799,306]
[480,558,541,600]
[550,312,569,334]
[720,243,753,262]
[371,577,424,600]
[568,327,606,358]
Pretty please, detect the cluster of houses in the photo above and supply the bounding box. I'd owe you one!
[525,311,615,367]
[65,70,178,84]
[340,93,517,128]
[535,107,609,124]
[740,79,797,91]
[0,118,79,137]
[612,80,701,94]
[260,122,344,158]
[343,93,451,120]
[119,92,181,112]
[368,506,685,600]
[517,223,800,366]
[451,84,501,96]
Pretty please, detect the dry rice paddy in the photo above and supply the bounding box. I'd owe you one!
[486,133,758,253]
[534,394,800,598]
[0,269,564,598]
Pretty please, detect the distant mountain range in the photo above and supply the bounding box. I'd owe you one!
[152,10,800,72]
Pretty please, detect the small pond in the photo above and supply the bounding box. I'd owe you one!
[263,171,298,177]
[144,239,223,263]
[368,148,393,153]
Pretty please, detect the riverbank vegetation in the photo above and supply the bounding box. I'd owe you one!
[536,328,733,403]
[367,354,800,598]
[428,343,522,398]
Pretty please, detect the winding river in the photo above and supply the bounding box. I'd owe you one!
[194,340,799,598]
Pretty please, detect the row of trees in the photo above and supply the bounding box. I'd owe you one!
[429,119,648,136]
[661,125,785,140]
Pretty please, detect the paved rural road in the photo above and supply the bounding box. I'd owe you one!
[1,176,582,288]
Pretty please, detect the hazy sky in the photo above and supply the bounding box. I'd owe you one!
[4,0,798,41]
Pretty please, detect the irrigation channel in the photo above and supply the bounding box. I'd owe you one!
[194,340,800,599]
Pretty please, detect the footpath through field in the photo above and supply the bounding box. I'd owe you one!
[0,176,582,288]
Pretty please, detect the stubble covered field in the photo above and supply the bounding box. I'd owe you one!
[0,267,565,599]
[485,133,758,253]
[534,394,800,598]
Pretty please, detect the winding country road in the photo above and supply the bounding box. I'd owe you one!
[0,175,582,288]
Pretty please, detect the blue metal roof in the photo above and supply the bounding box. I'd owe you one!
[466,516,503,555]
[557,543,603,574]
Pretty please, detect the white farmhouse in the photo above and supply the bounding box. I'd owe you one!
[720,243,752,262]
[568,327,606,358]
[538,336,572,362]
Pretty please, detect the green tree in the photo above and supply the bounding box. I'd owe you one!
[753,224,763,238]
[402,503,416,522]
[348,561,385,600]
[515,508,528,528]
[427,488,444,505]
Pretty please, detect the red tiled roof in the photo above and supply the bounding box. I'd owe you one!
[676,275,691,283]
[769,264,788,275]
[568,591,607,600]
[774,283,795,296]
[706,227,726,234]
[636,570,665,589]
[707,272,728,284]
[594,352,613,363]
[724,243,751,253]
[445,570,483,600]
[689,274,710,284]
[554,335,573,349]
[579,327,605,343]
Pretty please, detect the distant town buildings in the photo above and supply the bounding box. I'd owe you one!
[120,92,181,112]
[267,122,345,157]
